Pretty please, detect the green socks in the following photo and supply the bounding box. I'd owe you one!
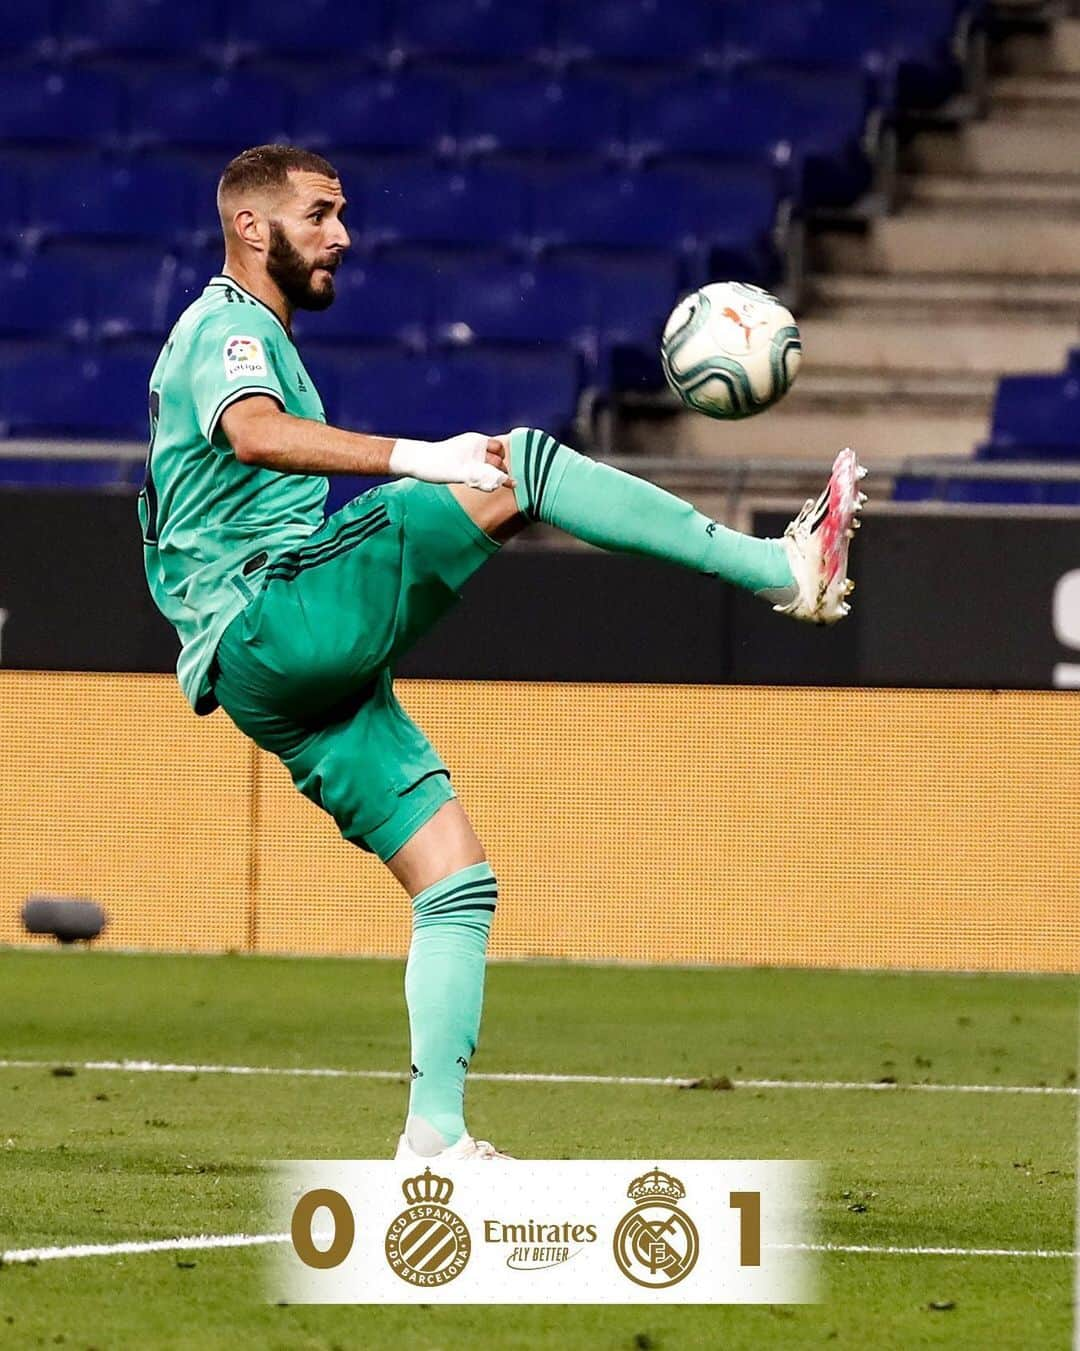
[509,427,795,597]
[404,861,497,1153]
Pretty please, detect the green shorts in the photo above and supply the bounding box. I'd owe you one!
[209,481,499,861]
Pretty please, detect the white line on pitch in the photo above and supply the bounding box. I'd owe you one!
[3,1233,1073,1267]
[1,1232,289,1265]
[772,1242,1076,1259]
[0,1058,1075,1096]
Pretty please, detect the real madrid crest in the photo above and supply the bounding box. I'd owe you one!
[384,1168,472,1286]
[613,1167,700,1288]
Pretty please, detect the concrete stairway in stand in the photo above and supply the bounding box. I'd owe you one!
[657,11,1080,468]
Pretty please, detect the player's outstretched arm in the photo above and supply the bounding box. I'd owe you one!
[220,395,510,491]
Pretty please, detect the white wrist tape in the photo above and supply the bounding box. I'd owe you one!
[389,433,508,493]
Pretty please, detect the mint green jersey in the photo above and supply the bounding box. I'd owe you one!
[138,274,329,714]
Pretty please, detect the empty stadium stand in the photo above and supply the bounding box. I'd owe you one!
[8,0,1078,511]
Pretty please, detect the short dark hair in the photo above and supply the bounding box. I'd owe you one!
[218,144,339,202]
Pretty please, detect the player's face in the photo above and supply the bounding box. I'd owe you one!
[266,171,350,311]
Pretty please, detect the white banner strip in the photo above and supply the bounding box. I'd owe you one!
[274,1160,815,1304]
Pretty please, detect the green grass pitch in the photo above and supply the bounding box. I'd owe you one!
[0,950,1074,1349]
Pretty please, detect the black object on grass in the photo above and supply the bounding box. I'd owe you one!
[22,896,106,944]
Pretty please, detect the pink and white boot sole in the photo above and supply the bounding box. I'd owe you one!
[775,447,867,625]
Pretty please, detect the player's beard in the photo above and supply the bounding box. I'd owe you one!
[266,221,337,311]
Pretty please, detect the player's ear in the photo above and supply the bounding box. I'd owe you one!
[232,206,267,252]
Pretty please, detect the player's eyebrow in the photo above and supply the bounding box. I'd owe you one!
[308,197,347,213]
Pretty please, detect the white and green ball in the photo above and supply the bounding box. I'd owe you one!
[660,281,802,420]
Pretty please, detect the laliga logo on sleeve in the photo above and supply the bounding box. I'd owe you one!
[613,1167,700,1288]
[223,335,267,380]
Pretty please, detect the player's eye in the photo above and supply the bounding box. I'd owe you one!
[310,212,324,224]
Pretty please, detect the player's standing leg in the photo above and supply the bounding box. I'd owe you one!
[385,800,511,1161]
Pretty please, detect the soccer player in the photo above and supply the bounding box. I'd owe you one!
[139,145,864,1162]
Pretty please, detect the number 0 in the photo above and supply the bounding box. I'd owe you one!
[291,1188,355,1270]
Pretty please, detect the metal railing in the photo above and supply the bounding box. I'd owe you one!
[4,439,1080,525]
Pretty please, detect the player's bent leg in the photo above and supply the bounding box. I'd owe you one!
[503,425,792,596]
[501,427,866,625]
[386,801,511,1162]
[447,481,528,545]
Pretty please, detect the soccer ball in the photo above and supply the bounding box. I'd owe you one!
[660,281,802,420]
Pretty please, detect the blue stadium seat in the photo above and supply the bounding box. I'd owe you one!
[589,256,679,342]
[0,69,125,149]
[431,255,677,388]
[391,0,551,66]
[0,257,94,340]
[590,256,678,387]
[28,160,196,245]
[629,79,778,166]
[553,0,719,68]
[225,0,388,62]
[721,0,898,108]
[627,71,871,208]
[626,73,868,203]
[292,261,431,347]
[0,4,61,58]
[494,349,582,432]
[130,71,292,150]
[458,75,623,160]
[980,375,1080,460]
[882,0,974,110]
[2,349,152,439]
[532,168,696,253]
[363,164,528,251]
[91,252,182,340]
[721,0,967,114]
[337,349,579,439]
[0,164,26,245]
[740,71,873,207]
[691,168,787,282]
[533,167,780,280]
[336,351,491,438]
[433,260,594,347]
[295,74,456,156]
[62,0,223,59]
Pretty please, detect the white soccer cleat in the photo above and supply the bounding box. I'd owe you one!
[394,1129,514,1162]
[774,447,867,625]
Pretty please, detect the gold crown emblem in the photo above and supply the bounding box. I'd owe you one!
[401,1167,455,1206]
[627,1168,686,1203]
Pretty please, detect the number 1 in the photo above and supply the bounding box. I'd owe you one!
[730,1191,761,1266]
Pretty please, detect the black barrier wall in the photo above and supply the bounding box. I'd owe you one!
[1,492,1077,689]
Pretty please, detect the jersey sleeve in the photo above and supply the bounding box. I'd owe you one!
[188,310,290,448]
